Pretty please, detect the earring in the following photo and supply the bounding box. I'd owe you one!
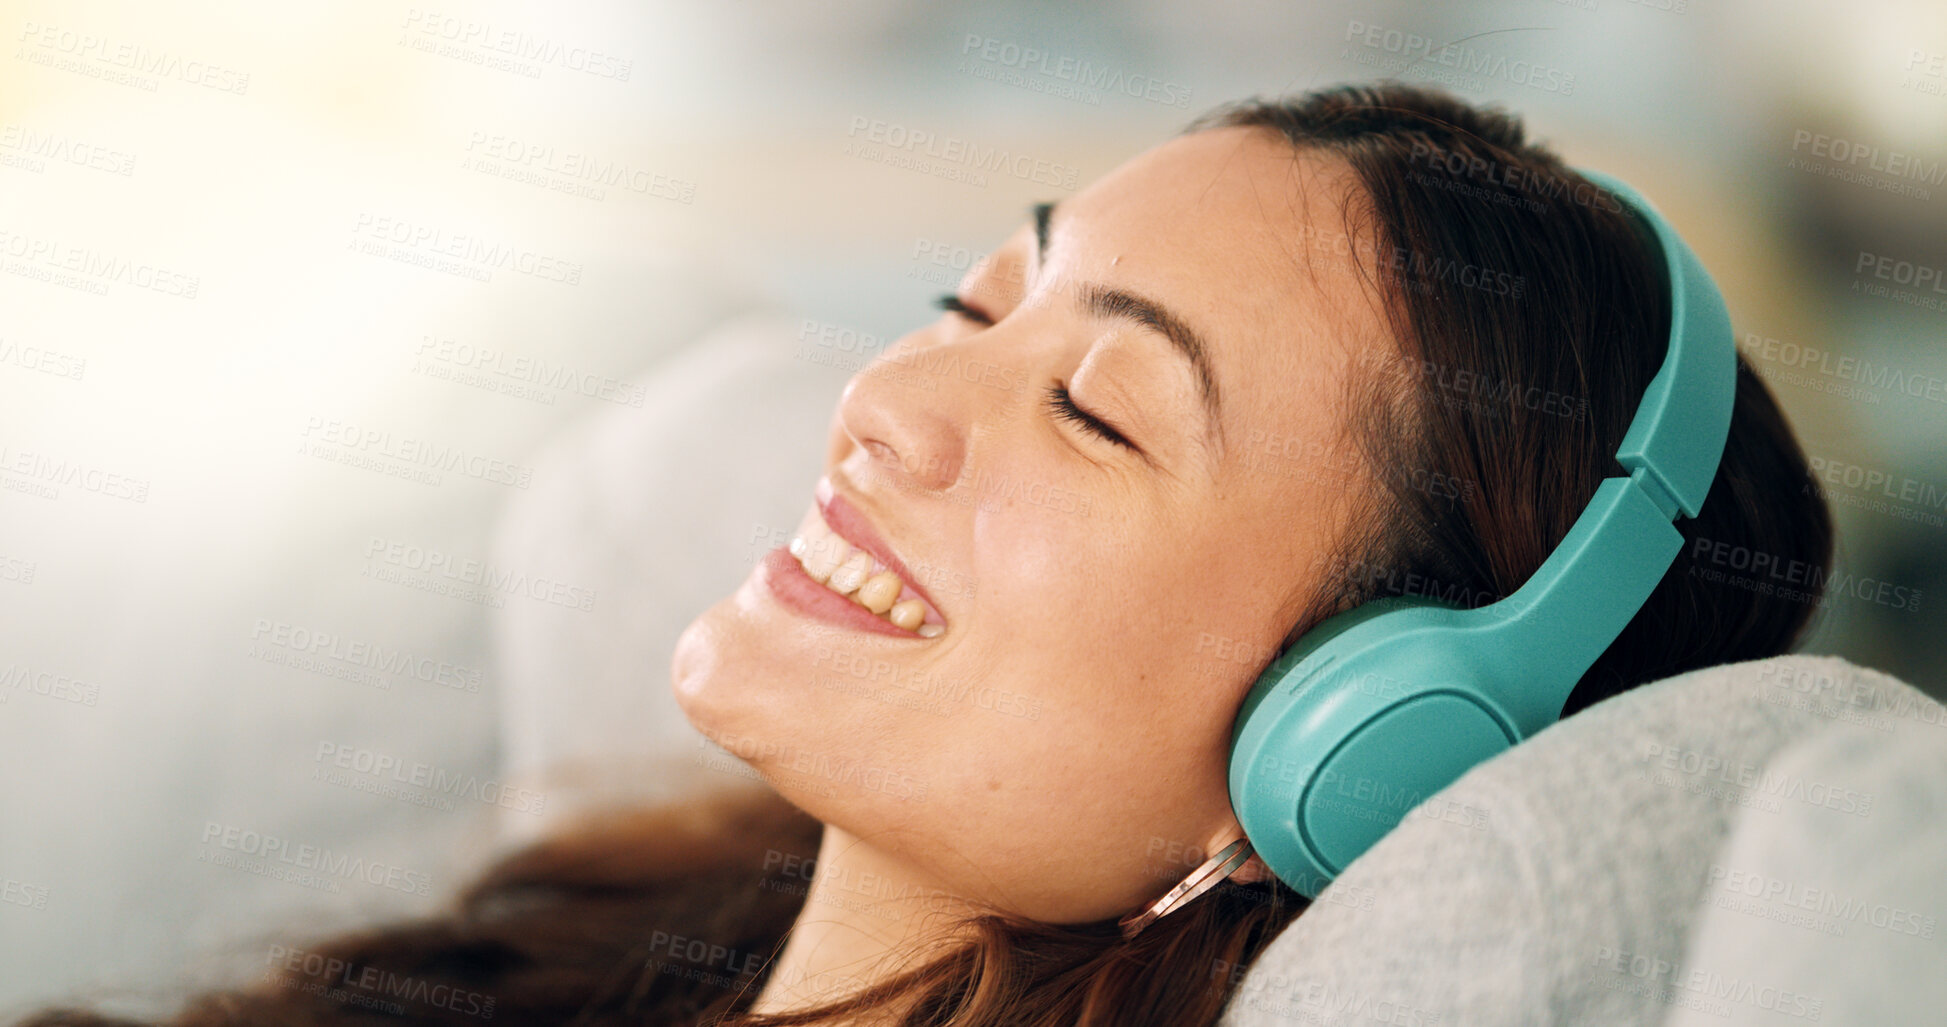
[1117,838,1255,940]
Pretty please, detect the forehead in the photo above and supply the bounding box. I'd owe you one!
[1041,126,1386,471]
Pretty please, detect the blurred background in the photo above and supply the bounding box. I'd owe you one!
[2,0,1944,1017]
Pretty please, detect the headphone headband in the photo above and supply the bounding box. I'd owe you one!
[1466,168,1737,728]
[1580,168,1737,519]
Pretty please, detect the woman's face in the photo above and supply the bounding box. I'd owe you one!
[673,126,1386,922]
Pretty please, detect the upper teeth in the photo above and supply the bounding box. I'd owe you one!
[789,516,945,637]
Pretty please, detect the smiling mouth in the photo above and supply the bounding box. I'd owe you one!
[787,505,947,637]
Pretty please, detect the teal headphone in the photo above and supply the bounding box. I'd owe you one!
[1228,170,1737,898]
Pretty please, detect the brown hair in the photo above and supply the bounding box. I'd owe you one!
[19,82,1830,1027]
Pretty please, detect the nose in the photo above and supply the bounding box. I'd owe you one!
[829,334,983,493]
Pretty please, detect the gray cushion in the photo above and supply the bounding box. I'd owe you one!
[1219,654,1942,1027]
[1662,707,1947,1026]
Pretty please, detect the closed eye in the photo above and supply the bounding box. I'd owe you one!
[1045,382,1141,454]
[936,294,1143,457]
[935,293,993,325]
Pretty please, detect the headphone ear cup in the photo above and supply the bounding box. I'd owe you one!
[1229,599,1518,897]
[1291,671,1513,872]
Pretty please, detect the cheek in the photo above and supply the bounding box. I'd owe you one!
[974,499,1138,636]
[970,501,1265,719]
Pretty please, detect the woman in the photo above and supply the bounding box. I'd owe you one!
[22,82,1831,1027]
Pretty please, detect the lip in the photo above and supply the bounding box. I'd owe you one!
[815,476,948,623]
[758,547,934,639]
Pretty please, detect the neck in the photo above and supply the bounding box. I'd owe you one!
[749,821,981,1020]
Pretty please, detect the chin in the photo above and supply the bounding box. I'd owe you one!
[671,616,827,818]
[671,580,811,766]
[670,603,724,729]
[673,603,883,824]
[670,588,768,746]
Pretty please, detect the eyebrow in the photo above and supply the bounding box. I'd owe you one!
[1032,200,1227,463]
